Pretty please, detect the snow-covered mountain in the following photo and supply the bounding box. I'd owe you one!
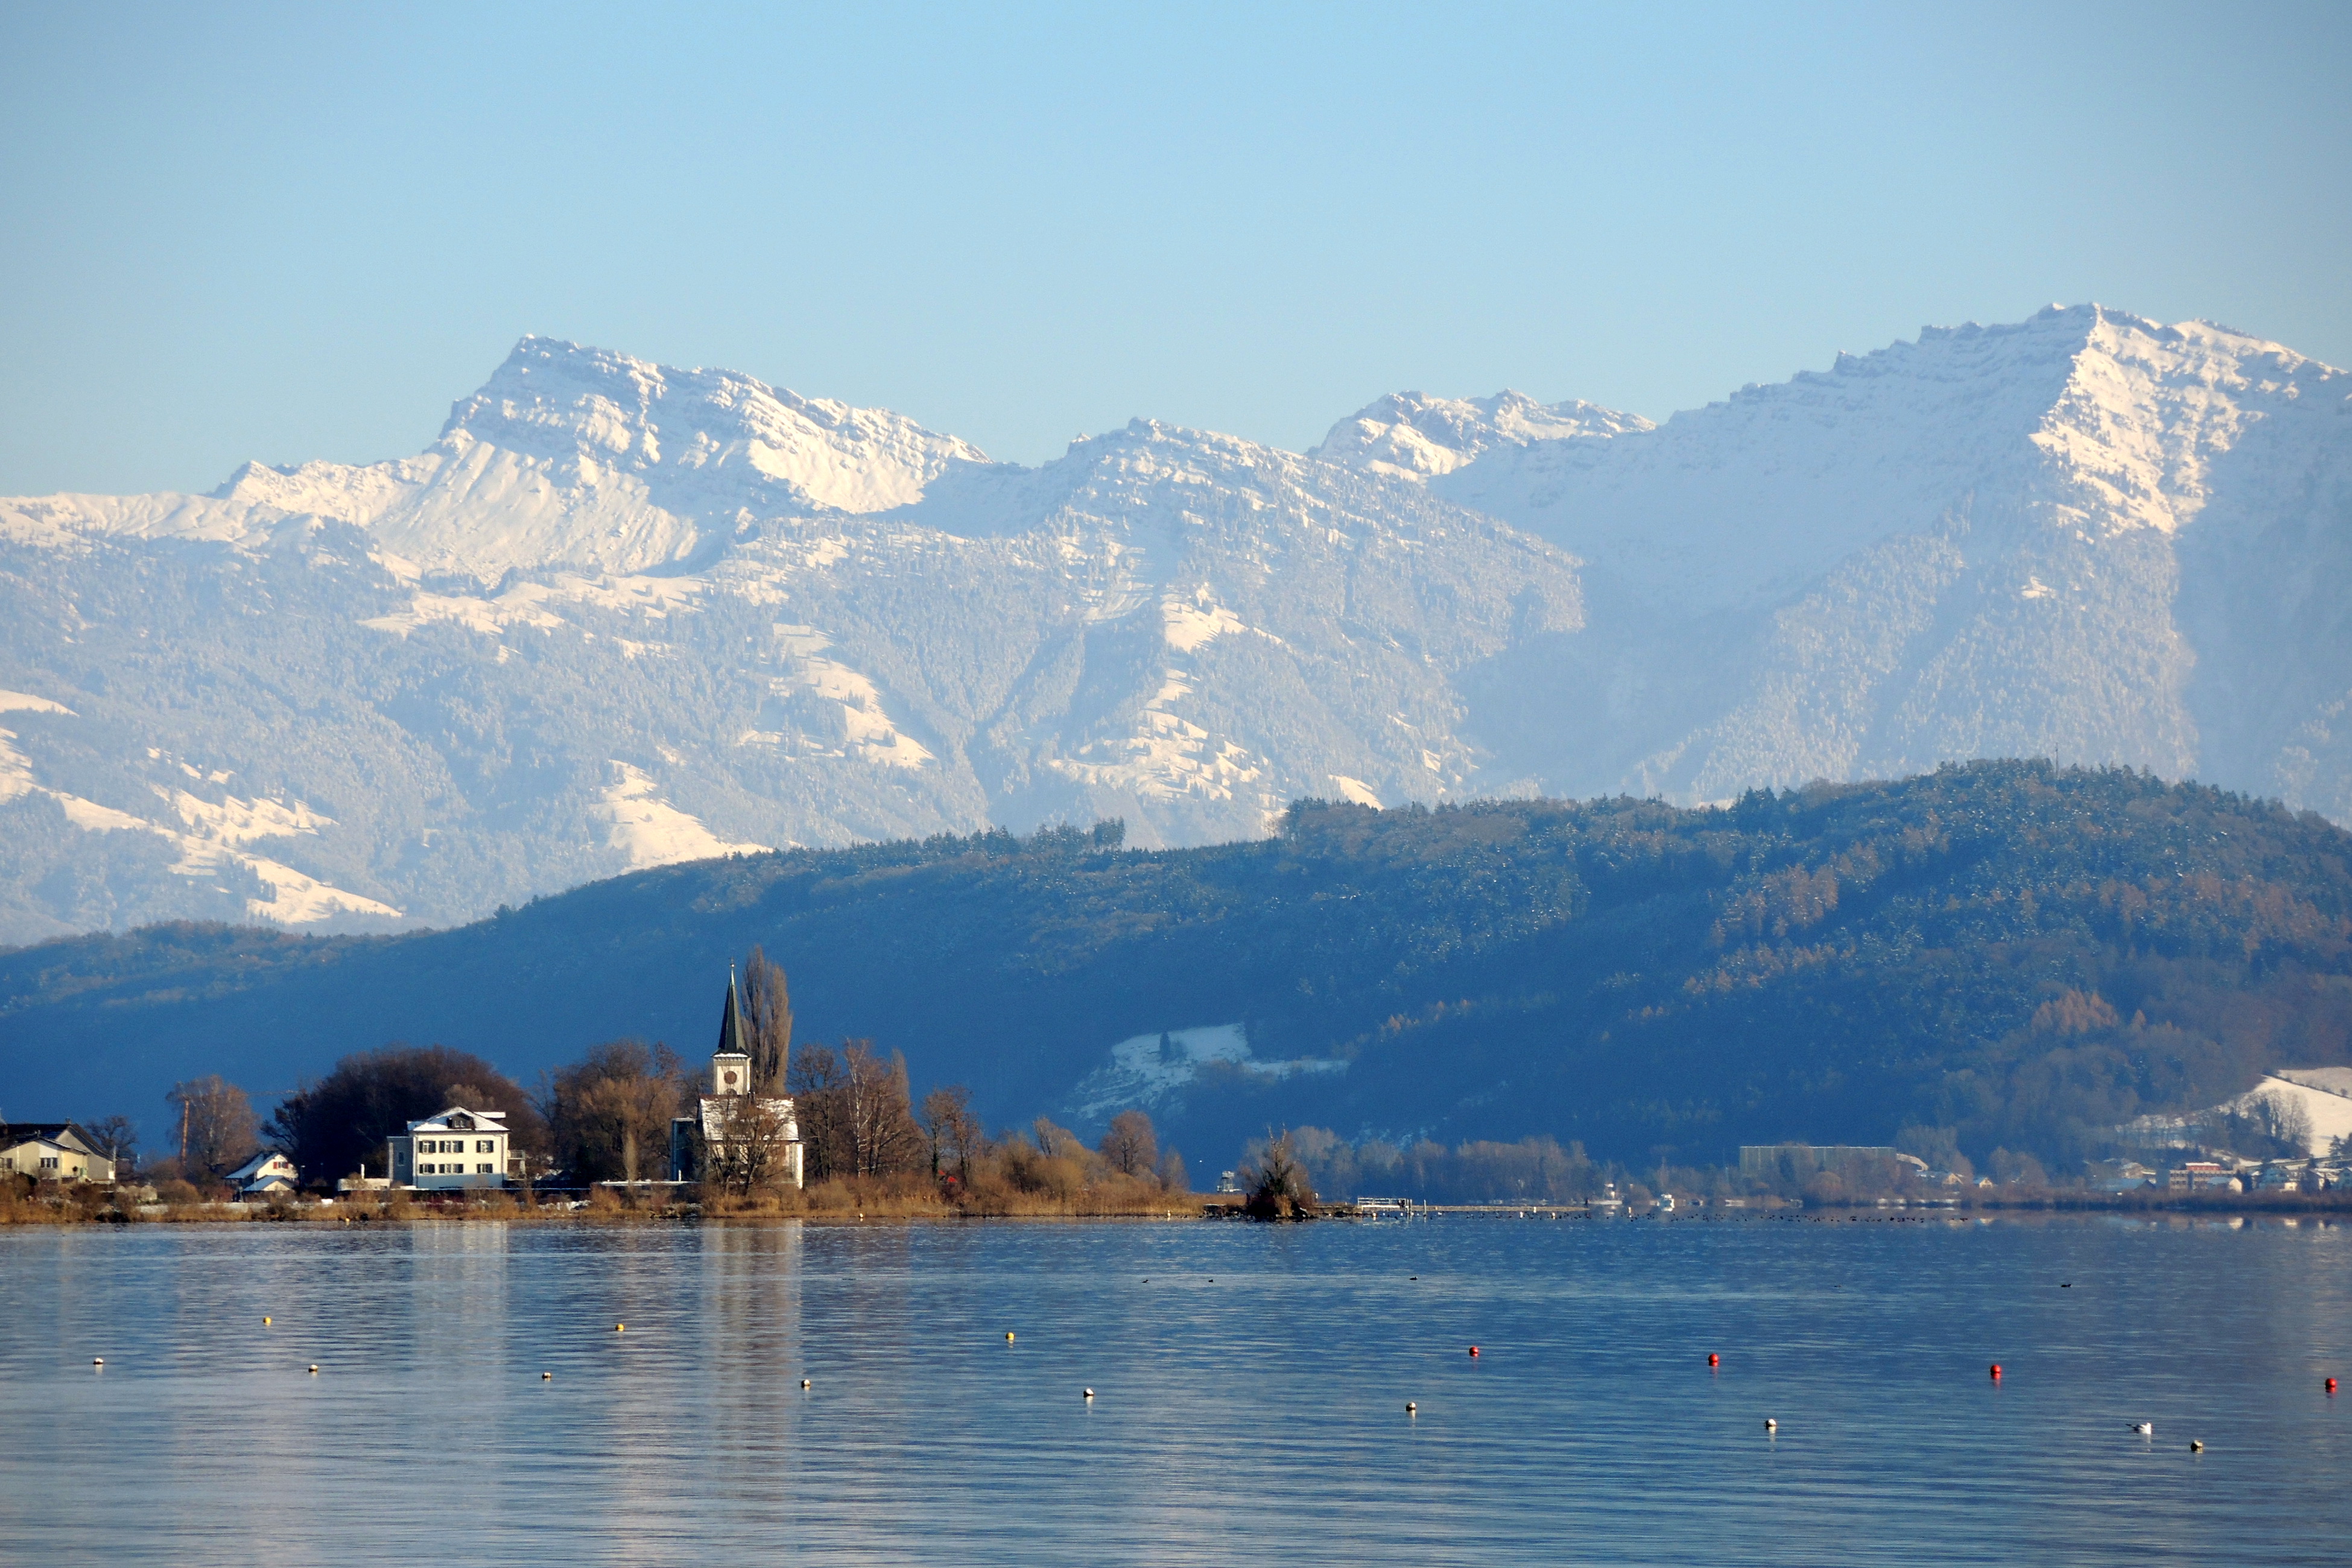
[0,306,2345,944]
[1365,306,2352,809]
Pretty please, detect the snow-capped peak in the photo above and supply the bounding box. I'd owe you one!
[447,337,987,514]
[7,338,995,582]
[1311,389,1652,480]
[1433,302,2348,612]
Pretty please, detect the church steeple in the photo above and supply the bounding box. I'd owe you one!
[712,964,751,1095]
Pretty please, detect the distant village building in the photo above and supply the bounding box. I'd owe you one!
[0,1122,115,1183]
[2167,1161,2238,1193]
[670,970,803,1189]
[226,1151,299,1198]
[388,1107,515,1190]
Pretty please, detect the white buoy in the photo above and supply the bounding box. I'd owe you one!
[1406,1402,1418,1414]
[542,1371,553,1380]
[92,1357,104,1367]
[2189,1440,2205,1452]
[2131,1421,2152,1435]
[800,1377,811,1389]
[1083,1387,1095,1400]
[1763,1418,1778,1430]
[307,1364,319,1374]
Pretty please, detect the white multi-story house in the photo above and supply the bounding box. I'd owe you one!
[388,1107,513,1190]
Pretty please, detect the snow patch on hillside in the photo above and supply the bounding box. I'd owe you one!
[1313,390,1650,479]
[1162,592,1246,652]
[595,762,769,870]
[0,718,401,924]
[1048,708,1266,804]
[0,690,76,716]
[2131,1072,2352,1158]
[762,625,936,770]
[160,786,336,847]
[1065,1023,1348,1124]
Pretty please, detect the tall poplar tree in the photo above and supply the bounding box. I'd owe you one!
[741,946,794,1094]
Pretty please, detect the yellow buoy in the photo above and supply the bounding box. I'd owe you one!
[1005,1331,1015,1342]
[263,1317,271,1326]
[615,1323,625,1333]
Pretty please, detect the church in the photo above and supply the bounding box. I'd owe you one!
[669,969,805,1189]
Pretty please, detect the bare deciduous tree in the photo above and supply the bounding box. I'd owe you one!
[82,1114,139,1176]
[547,1040,689,1184]
[845,1043,923,1177]
[1031,1116,1083,1161]
[697,1093,799,1195]
[788,1043,848,1180]
[1241,1128,1316,1219]
[921,1084,983,1183]
[1098,1110,1158,1178]
[166,1076,259,1181]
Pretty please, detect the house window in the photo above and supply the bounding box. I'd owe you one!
[477,1163,493,1174]
[477,1140,493,1153]
[40,1156,59,1169]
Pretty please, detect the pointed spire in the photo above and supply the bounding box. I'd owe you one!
[718,965,749,1059]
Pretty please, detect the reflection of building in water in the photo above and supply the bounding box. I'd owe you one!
[670,969,804,1189]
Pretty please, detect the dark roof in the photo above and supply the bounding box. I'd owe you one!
[717,972,748,1058]
[0,1122,101,1155]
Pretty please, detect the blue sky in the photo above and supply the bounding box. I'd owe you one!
[2,1,2346,493]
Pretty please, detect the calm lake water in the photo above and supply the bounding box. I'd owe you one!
[4,1213,2349,1565]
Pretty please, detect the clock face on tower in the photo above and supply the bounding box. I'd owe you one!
[724,1069,740,1087]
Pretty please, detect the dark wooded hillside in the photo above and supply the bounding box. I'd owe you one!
[4,761,2349,1172]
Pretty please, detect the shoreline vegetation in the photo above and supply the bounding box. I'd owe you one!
[15,1172,2352,1227]
[25,916,2351,1228]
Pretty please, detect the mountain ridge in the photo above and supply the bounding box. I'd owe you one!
[0,305,2346,944]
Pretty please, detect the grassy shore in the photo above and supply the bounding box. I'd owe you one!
[0,1172,1203,1225]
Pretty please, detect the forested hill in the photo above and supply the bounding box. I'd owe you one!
[5,761,2351,1172]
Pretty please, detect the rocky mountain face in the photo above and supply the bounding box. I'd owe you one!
[0,306,2345,944]
[1336,307,2352,813]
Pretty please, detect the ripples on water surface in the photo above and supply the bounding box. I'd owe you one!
[4,1214,2348,1565]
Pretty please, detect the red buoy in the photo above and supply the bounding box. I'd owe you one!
[1989,1364,2003,1379]
[1468,1346,1480,1358]
[2328,1378,2338,1394]
[1707,1353,1720,1367]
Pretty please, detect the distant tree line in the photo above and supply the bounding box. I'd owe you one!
[125,944,1187,1212]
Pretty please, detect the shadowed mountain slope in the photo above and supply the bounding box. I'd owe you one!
[6,762,2349,1174]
